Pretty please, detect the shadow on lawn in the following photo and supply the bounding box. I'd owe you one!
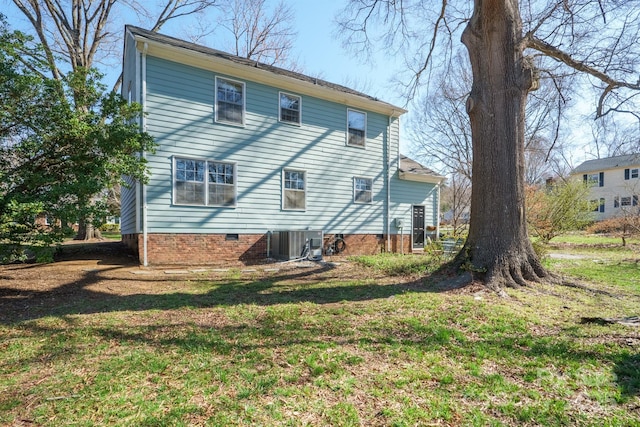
[0,241,454,325]
[2,243,639,401]
[614,353,640,398]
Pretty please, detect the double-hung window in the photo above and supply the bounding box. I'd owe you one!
[354,177,373,204]
[279,92,301,125]
[216,77,245,125]
[347,109,366,147]
[174,157,236,206]
[283,169,306,210]
[591,198,605,213]
[208,162,236,206]
[584,172,603,187]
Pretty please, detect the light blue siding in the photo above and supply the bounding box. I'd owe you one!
[120,177,137,234]
[142,56,399,235]
[390,176,439,229]
[120,32,142,235]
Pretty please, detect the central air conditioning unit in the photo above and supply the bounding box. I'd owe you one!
[272,230,323,260]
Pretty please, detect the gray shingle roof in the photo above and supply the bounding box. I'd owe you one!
[125,25,404,112]
[399,155,443,178]
[572,154,640,174]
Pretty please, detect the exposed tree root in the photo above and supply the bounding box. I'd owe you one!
[555,277,619,298]
[441,246,627,299]
[580,316,640,327]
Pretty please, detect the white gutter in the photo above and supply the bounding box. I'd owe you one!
[436,184,441,241]
[134,36,406,119]
[398,171,446,184]
[142,42,149,267]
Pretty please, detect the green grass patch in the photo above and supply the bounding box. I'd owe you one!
[1,241,639,425]
[349,252,441,275]
[552,232,640,246]
[100,231,122,240]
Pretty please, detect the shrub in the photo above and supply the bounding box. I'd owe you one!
[586,215,640,246]
[99,223,120,233]
[526,179,595,243]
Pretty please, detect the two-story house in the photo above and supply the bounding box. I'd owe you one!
[120,26,444,266]
[572,154,640,220]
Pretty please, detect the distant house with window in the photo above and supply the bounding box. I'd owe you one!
[120,26,444,266]
[571,154,640,220]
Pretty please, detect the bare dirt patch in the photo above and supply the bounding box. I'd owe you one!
[1,240,448,324]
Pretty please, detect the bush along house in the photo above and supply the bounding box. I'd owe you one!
[120,26,445,265]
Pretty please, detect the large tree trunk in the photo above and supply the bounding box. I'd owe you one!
[75,218,103,241]
[458,0,548,290]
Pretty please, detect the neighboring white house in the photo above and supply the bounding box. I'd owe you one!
[571,154,640,220]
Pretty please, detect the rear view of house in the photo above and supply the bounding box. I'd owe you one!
[120,26,444,265]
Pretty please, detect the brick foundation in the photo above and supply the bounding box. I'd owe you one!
[122,232,417,266]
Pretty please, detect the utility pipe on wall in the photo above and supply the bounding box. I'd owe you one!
[386,114,393,253]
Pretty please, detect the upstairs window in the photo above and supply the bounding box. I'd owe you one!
[279,92,301,125]
[283,169,306,210]
[354,177,373,204]
[583,172,603,187]
[216,77,245,125]
[174,157,236,206]
[347,109,366,147]
[625,168,639,179]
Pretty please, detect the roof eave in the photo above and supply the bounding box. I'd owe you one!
[131,30,407,118]
[399,171,445,184]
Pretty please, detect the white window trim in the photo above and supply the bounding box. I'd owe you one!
[172,156,238,207]
[282,168,307,211]
[215,76,246,126]
[632,168,639,179]
[586,173,600,187]
[346,108,367,148]
[278,91,302,126]
[353,176,373,204]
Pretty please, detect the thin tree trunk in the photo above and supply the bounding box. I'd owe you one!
[458,0,548,290]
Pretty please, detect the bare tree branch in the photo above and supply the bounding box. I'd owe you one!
[525,34,640,118]
[215,0,296,68]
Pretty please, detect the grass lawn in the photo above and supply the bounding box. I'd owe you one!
[0,238,639,426]
[100,231,122,241]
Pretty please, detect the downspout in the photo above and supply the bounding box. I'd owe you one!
[266,230,272,259]
[436,182,441,241]
[141,42,149,267]
[397,116,402,252]
[387,114,393,253]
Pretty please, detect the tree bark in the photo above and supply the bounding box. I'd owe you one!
[75,219,103,241]
[459,0,548,290]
